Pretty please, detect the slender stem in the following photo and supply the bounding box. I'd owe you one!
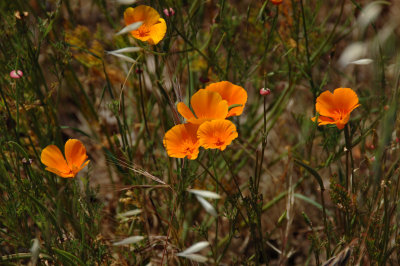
[300,0,316,99]
[138,65,151,140]
[196,159,249,227]
[320,186,331,258]
[137,65,159,169]
[344,124,353,192]
[219,151,246,203]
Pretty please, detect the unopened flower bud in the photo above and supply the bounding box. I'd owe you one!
[260,88,271,96]
[163,8,175,17]
[10,70,23,79]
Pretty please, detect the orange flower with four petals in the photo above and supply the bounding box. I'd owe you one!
[41,139,90,178]
[124,5,167,45]
[197,120,238,151]
[163,123,200,160]
[311,88,360,130]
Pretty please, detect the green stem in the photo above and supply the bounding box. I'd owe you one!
[300,0,316,99]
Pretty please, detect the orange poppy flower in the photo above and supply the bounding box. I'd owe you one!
[311,88,360,130]
[124,5,167,45]
[177,89,228,125]
[41,139,90,178]
[163,123,200,160]
[197,120,238,151]
[204,81,247,117]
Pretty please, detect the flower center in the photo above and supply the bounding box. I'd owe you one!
[137,25,151,37]
[215,139,224,146]
[184,146,194,154]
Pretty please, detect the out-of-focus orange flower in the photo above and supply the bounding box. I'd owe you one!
[163,123,200,160]
[271,0,283,5]
[41,139,89,178]
[177,89,228,124]
[124,5,167,45]
[311,88,360,130]
[204,81,247,117]
[197,120,238,151]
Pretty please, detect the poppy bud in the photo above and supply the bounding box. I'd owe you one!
[10,70,23,79]
[260,88,271,96]
[163,8,175,17]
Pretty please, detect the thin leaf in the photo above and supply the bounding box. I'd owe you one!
[107,52,137,63]
[196,196,217,217]
[118,209,142,218]
[188,189,221,199]
[177,253,208,263]
[178,241,210,255]
[113,236,144,246]
[349,59,373,65]
[294,159,324,190]
[52,248,86,266]
[108,47,142,54]
[116,21,143,35]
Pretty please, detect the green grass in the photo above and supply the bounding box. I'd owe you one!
[1,0,400,264]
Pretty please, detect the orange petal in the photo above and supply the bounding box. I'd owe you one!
[41,145,72,177]
[189,90,228,124]
[331,88,360,113]
[177,102,195,120]
[45,167,75,178]
[147,18,167,45]
[64,139,89,174]
[124,6,160,26]
[197,119,238,151]
[205,81,247,117]
[315,115,336,126]
[163,123,200,160]
[315,90,337,117]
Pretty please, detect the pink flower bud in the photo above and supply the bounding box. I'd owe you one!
[163,8,175,17]
[10,70,23,79]
[260,88,271,96]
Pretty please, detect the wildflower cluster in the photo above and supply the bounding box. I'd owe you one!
[163,81,247,160]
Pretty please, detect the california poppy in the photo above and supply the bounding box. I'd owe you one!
[177,89,229,125]
[311,88,360,130]
[41,139,90,178]
[124,5,167,45]
[205,81,247,117]
[197,120,238,151]
[163,123,200,160]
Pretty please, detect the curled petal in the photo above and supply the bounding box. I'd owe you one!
[177,102,195,120]
[205,81,247,117]
[65,139,89,174]
[40,145,72,178]
[147,18,167,45]
[188,90,228,124]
